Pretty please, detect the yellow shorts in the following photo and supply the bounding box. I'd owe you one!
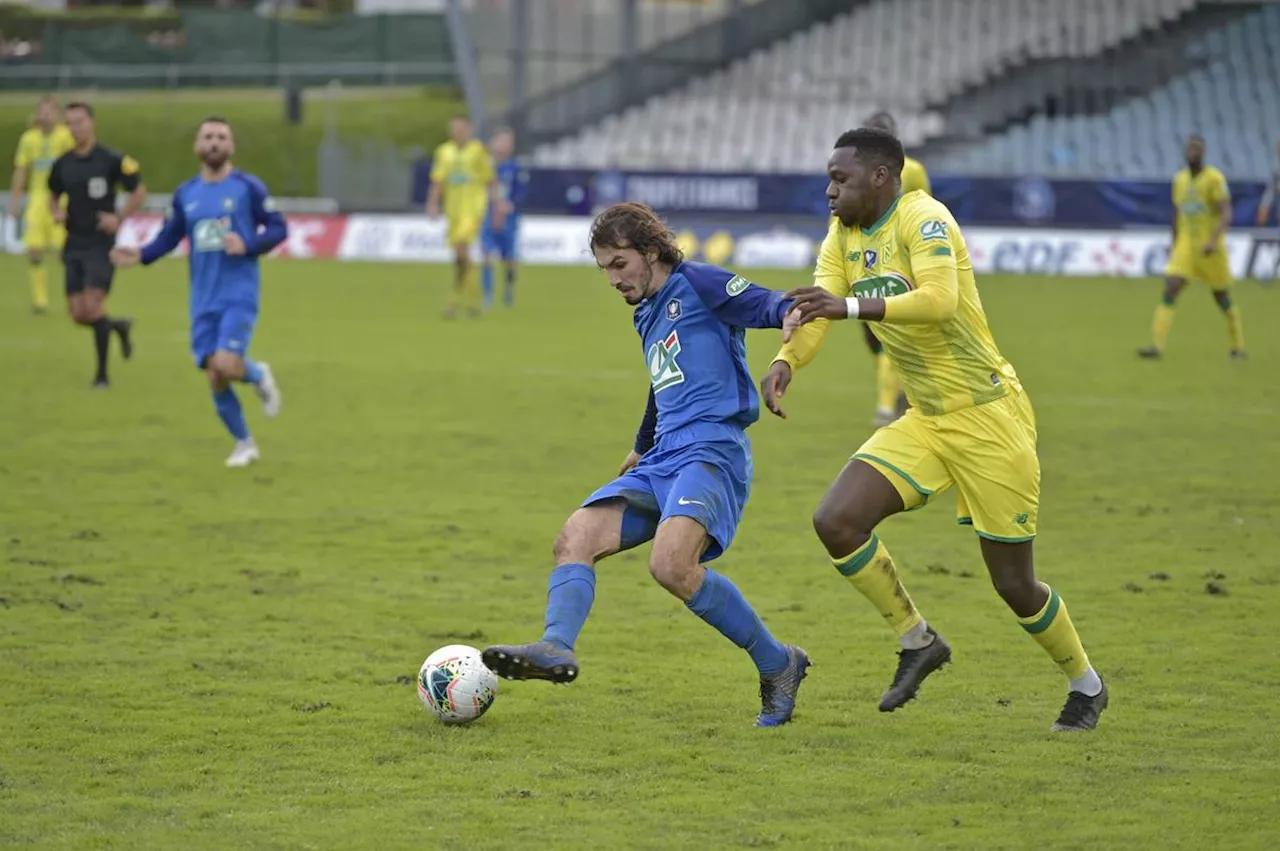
[22,207,66,251]
[854,390,1040,542]
[1166,239,1232,290]
[446,213,483,247]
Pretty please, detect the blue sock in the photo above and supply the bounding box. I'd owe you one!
[481,263,494,308]
[687,569,788,676]
[213,388,250,441]
[239,358,264,385]
[540,563,596,651]
[504,267,516,305]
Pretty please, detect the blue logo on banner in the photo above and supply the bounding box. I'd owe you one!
[1013,178,1056,223]
[592,170,626,208]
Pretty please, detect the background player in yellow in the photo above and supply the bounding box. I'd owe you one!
[7,95,74,314]
[426,115,502,319]
[761,128,1107,732]
[1139,134,1244,359]
[862,111,930,427]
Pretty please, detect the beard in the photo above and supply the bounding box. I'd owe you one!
[201,150,230,170]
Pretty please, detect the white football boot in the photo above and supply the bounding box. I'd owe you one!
[254,362,282,418]
[225,438,260,468]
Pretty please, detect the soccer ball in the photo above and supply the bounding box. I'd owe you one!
[417,644,498,724]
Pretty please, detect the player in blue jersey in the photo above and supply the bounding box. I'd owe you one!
[482,202,810,727]
[111,117,287,468]
[480,128,527,309]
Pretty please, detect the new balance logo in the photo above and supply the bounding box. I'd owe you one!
[1014,513,1030,525]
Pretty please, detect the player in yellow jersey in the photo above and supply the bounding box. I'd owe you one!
[6,95,74,314]
[1139,135,1244,359]
[862,112,930,426]
[426,115,502,319]
[762,129,1107,731]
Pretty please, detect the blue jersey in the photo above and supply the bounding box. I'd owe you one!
[140,169,288,319]
[632,261,791,453]
[484,158,527,234]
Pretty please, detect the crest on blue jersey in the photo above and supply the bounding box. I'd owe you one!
[648,330,685,393]
[223,197,235,211]
[863,250,878,269]
[665,298,682,321]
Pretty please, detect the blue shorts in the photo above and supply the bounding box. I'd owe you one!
[581,423,751,562]
[191,305,257,368]
[481,225,517,261]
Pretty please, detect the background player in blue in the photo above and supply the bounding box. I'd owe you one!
[111,117,287,468]
[480,128,526,309]
[483,202,810,727]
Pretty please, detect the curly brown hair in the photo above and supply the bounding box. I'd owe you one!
[589,202,684,266]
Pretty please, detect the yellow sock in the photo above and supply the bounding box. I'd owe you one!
[1225,305,1245,351]
[1152,303,1175,351]
[875,354,900,412]
[29,264,48,310]
[1018,584,1090,680]
[832,533,922,636]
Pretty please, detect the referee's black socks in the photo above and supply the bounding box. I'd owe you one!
[91,317,113,382]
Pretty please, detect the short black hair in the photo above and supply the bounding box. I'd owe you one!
[65,101,94,118]
[834,127,905,174]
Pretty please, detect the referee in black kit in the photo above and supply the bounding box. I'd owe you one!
[48,102,147,388]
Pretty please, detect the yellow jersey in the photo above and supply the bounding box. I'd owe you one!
[14,124,74,205]
[777,190,1019,416]
[901,155,931,196]
[1172,165,1230,249]
[429,139,495,220]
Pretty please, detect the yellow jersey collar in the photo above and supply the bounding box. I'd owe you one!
[861,194,903,236]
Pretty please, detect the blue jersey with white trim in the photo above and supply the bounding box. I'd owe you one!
[632,261,790,451]
[140,169,288,319]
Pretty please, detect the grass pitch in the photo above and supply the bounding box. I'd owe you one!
[1,257,1278,849]
[0,87,463,197]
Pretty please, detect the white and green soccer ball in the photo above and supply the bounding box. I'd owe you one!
[417,644,498,724]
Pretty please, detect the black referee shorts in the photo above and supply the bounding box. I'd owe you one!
[63,246,115,296]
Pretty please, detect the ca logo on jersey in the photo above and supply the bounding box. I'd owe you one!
[851,272,914,299]
[920,220,948,241]
[665,298,682,321]
[648,330,685,393]
[193,217,231,253]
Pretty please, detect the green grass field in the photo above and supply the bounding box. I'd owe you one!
[0,87,463,197]
[2,257,1278,849]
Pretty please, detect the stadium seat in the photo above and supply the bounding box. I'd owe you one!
[533,0,1198,172]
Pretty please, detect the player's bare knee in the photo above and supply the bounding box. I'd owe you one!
[991,573,1043,616]
[647,554,699,599]
[553,505,621,566]
[649,517,709,600]
[812,500,873,559]
[205,369,230,392]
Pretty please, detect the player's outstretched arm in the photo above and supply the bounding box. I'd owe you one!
[686,269,794,330]
[129,193,188,266]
